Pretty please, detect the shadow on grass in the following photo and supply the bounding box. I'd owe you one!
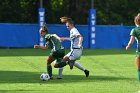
[0,90,38,93]
[0,71,135,84]
[0,48,135,56]
[82,49,135,56]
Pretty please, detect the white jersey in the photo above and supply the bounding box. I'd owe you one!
[66,27,82,60]
[70,27,81,49]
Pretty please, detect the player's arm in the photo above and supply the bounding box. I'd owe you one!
[51,34,61,41]
[60,37,70,41]
[50,33,70,42]
[51,34,70,42]
[34,44,48,50]
[59,37,70,42]
[126,35,135,50]
[77,35,83,48]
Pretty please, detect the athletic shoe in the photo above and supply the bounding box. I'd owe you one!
[84,69,89,77]
[57,77,62,79]
[50,76,53,80]
[68,61,74,70]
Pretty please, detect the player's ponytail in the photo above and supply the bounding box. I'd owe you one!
[134,13,140,26]
[60,16,72,23]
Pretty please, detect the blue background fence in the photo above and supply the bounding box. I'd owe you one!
[0,23,136,49]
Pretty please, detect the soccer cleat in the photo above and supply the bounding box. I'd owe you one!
[56,77,62,79]
[50,76,54,80]
[68,61,74,70]
[84,69,89,77]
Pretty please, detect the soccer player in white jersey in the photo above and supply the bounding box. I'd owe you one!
[54,19,89,77]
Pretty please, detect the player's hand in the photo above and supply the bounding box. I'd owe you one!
[125,46,130,50]
[60,38,65,42]
[34,45,39,49]
[78,44,82,48]
[41,46,48,50]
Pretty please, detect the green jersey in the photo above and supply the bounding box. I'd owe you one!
[45,34,65,60]
[130,26,140,52]
[45,34,63,51]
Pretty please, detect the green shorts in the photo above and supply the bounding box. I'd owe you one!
[55,58,63,64]
[50,49,65,60]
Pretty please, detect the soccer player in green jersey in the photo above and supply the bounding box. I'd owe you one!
[126,13,140,81]
[34,25,65,79]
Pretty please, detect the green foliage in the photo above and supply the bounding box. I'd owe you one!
[0,0,39,23]
[0,0,140,25]
[95,0,140,25]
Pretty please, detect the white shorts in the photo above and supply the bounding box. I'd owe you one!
[66,48,82,60]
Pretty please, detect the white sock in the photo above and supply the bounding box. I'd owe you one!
[66,61,68,64]
[74,62,85,71]
[58,67,63,78]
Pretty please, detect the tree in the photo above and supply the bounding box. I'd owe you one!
[0,0,140,25]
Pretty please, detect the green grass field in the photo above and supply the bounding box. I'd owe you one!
[0,48,140,93]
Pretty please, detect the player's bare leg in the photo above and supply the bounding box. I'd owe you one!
[54,57,69,68]
[136,57,140,81]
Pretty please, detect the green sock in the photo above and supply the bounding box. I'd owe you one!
[138,69,140,81]
[47,65,52,77]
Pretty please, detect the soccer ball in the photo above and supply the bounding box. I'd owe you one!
[40,73,50,81]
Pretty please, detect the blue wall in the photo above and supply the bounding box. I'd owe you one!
[95,25,136,49]
[0,24,39,48]
[47,24,89,49]
[0,23,136,49]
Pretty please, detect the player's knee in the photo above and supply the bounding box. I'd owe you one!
[46,56,54,65]
[46,61,51,65]
[54,64,59,68]
[136,57,140,69]
[136,57,140,62]
[63,56,70,61]
[46,59,52,65]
